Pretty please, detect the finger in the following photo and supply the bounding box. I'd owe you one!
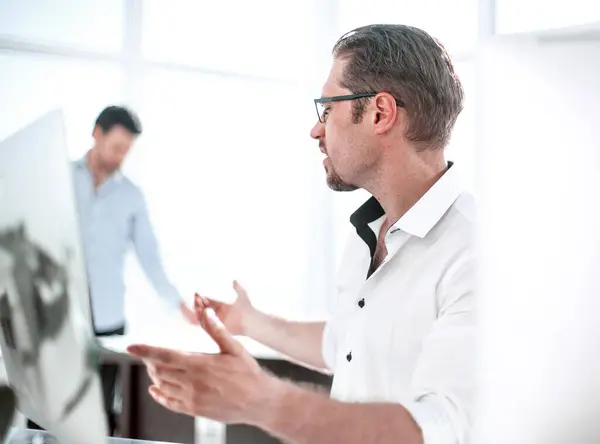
[146,363,159,386]
[194,292,207,319]
[233,280,246,296]
[153,363,187,385]
[200,307,244,356]
[194,293,221,318]
[127,344,186,367]
[146,364,184,392]
[194,293,214,327]
[195,292,225,311]
[149,386,187,415]
[145,360,184,383]
[156,380,185,398]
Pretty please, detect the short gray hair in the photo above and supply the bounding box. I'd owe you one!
[333,24,464,149]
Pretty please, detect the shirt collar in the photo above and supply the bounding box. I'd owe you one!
[74,157,86,169]
[350,162,463,239]
[75,154,123,182]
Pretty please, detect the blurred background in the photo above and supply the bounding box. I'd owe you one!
[0,0,599,337]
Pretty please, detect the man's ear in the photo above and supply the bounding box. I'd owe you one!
[92,125,102,139]
[372,93,399,135]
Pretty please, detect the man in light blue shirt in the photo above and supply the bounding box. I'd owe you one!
[72,106,196,434]
[73,106,196,333]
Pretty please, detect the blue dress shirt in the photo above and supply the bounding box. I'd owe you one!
[72,158,180,331]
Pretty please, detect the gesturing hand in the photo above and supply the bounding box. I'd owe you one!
[194,280,254,336]
[127,295,281,424]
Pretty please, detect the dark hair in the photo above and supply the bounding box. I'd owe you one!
[332,24,464,149]
[94,106,142,135]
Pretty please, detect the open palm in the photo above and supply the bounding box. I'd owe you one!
[195,280,253,336]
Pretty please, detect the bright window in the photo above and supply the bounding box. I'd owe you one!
[126,67,319,319]
[0,54,124,158]
[0,0,123,53]
[496,0,600,34]
[0,0,484,327]
[141,0,314,79]
[337,0,479,56]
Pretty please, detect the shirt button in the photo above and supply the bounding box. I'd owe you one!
[346,351,352,362]
[358,298,365,308]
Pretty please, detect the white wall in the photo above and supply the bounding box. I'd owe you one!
[476,25,600,443]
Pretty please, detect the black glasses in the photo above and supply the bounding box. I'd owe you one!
[314,93,404,123]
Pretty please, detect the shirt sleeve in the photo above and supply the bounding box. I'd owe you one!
[130,189,181,310]
[404,254,476,444]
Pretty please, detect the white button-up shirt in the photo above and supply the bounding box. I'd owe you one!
[323,164,475,444]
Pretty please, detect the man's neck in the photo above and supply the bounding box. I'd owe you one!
[85,149,112,189]
[366,152,447,228]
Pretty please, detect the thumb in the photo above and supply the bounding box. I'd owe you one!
[198,296,244,356]
[233,280,247,298]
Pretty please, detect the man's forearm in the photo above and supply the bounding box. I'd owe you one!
[249,378,423,444]
[244,311,326,370]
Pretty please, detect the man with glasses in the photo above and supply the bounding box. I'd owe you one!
[130,24,475,444]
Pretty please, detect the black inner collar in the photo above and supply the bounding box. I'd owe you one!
[350,196,384,279]
[346,161,453,279]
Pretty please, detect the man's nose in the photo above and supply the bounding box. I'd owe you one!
[310,120,324,140]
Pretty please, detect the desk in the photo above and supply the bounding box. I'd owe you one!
[99,335,332,444]
[7,428,175,443]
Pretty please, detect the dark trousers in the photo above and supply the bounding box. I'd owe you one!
[27,325,125,436]
[95,325,126,435]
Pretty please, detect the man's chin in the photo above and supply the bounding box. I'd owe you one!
[326,173,358,192]
[102,162,121,174]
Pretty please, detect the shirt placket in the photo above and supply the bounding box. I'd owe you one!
[342,230,409,372]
